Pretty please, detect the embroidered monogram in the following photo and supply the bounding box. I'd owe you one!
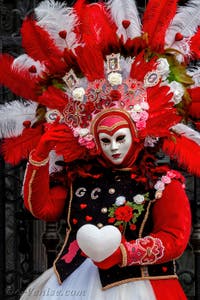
[75,187,87,197]
[91,187,101,200]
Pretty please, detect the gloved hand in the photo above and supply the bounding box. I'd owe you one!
[92,235,164,269]
[31,120,72,162]
[121,235,165,267]
[93,246,122,270]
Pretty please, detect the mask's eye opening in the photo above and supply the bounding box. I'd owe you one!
[116,135,125,142]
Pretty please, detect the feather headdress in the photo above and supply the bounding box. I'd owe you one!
[0,0,200,176]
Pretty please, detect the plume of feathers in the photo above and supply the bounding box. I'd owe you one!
[106,0,141,43]
[21,18,67,75]
[38,86,68,111]
[143,85,181,138]
[1,126,43,165]
[171,123,200,145]
[130,51,158,81]
[35,0,81,53]
[0,54,40,100]
[165,0,200,47]
[163,135,200,177]
[0,100,37,138]
[12,54,46,77]
[74,1,118,55]
[142,0,178,52]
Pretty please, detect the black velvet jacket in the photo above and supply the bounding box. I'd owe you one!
[54,168,176,289]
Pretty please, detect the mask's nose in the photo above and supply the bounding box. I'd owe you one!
[111,139,118,152]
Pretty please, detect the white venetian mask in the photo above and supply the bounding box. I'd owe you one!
[98,128,132,165]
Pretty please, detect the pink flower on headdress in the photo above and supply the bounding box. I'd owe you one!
[139,110,149,121]
[136,120,146,130]
[131,111,141,122]
[78,136,96,149]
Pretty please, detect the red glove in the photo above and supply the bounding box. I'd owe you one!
[93,247,122,270]
[93,235,164,269]
[31,121,72,162]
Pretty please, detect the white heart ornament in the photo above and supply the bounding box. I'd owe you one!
[76,224,121,262]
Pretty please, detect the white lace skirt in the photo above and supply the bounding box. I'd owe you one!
[20,259,156,300]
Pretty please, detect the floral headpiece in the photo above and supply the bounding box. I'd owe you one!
[0,0,200,175]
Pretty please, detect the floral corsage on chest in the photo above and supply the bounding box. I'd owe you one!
[107,169,185,234]
[108,193,150,234]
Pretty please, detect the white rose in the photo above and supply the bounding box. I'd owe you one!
[133,194,145,204]
[72,87,85,102]
[157,58,170,79]
[108,72,122,86]
[115,196,126,206]
[169,81,184,104]
[79,128,90,137]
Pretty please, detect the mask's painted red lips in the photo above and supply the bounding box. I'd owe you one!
[112,154,121,159]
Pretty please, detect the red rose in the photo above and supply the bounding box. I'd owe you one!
[110,90,121,101]
[115,206,133,222]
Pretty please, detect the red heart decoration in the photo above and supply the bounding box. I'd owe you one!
[85,215,93,222]
[28,65,37,73]
[122,20,130,29]
[162,266,168,273]
[72,218,78,224]
[175,32,183,41]
[59,30,67,39]
[80,204,87,209]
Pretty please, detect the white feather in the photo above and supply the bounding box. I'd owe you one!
[171,123,200,145]
[165,0,200,47]
[0,100,37,138]
[35,0,81,53]
[12,54,46,76]
[107,0,141,43]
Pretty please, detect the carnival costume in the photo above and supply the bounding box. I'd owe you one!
[0,0,200,299]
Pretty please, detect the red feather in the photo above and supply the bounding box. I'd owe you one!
[0,54,40,100]
[38,86,68,111]
[1,126,43,165]
[139,84,181,138]
[188,87,200,119]
[145,110,181,138]
[147,85,172,112]
[76,45,105,81]
[163,135,200,177]
[130,51,158,81]
[21,18,67,75]
[190,27,200,60]
[75,1,118,55]
[74,1,112,80]
[142,0,178,52]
